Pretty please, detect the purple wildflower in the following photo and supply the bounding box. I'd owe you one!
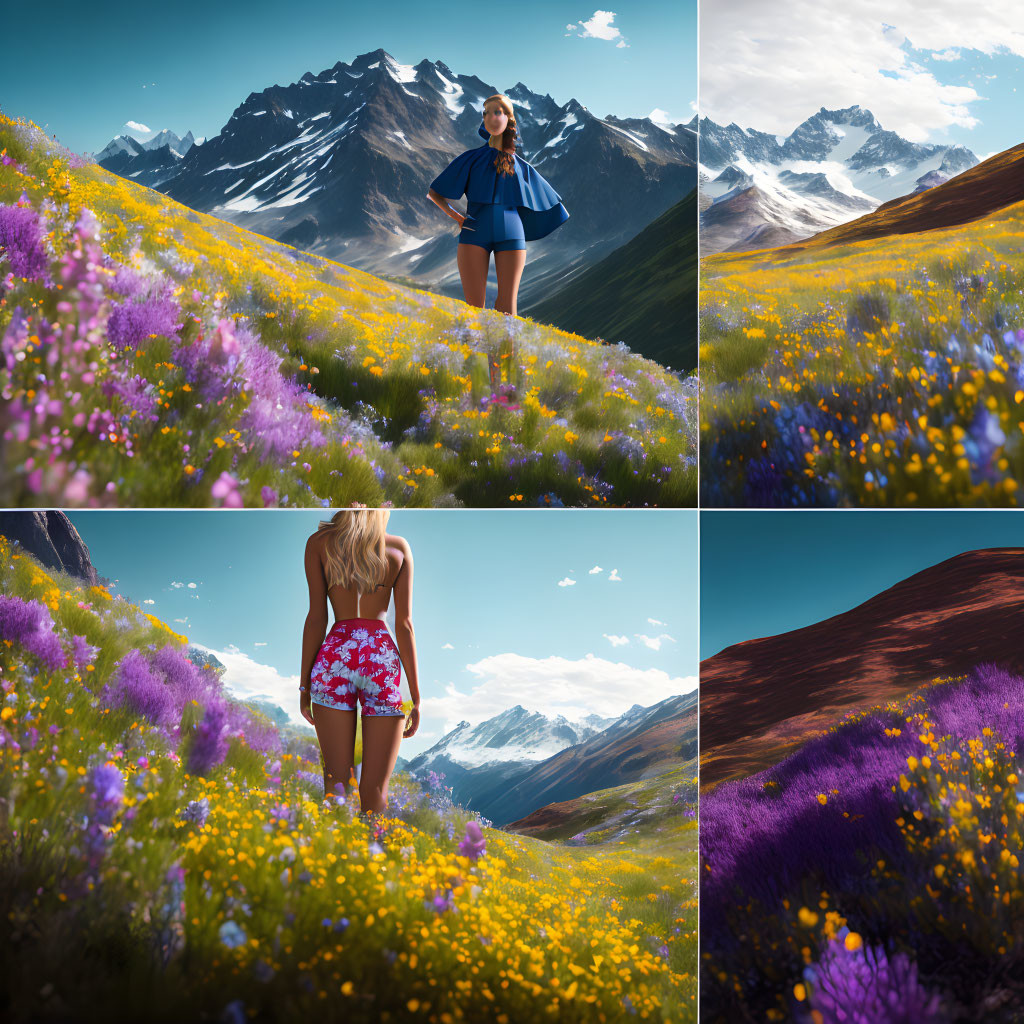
[70,634,99,670]
[801,931,949,1023]
[0,595,66,670]
[102,373,159,420]
[106,284,181,353]
[88,762,125,821]
[0,199,50,282]
[101,648,176,727]
[180,796,210,827]
[188,700,229,776]
[427,889,457,914]
[457,820,487,860]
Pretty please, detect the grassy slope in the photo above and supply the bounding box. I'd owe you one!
[699,185,1024,506]
[527,191,698,373]
[508,760,697,848]
[0,111,696,508]
[0,534,696,1020]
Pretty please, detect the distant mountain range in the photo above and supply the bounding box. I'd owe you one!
[700,548,1024,788]
[92,48,696,313]
[699,104,978,254]
[405,693,696,826]
[798,140,1024,250]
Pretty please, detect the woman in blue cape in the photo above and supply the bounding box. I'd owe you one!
[427,93,569,318]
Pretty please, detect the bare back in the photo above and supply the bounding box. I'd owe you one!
[308,529,410,623]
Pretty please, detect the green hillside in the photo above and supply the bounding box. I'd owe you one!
[527,190,698,373]
[0,109,696,508]
[0,533,696,1020]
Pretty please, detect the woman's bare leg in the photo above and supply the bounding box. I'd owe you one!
[494,249,526,316]
[457,243,489,308]
[311,703,358,801]
[358,714,407,816]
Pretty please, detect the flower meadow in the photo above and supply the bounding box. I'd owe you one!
[0,111,697,508]
[700,663,1024,1023]
[700,197,1024,506]
[0,536,695,1022]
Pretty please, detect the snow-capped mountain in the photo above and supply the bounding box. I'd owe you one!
[699,105,977,254]
[91,129,202,188]
[93,48,695,306]
[407,704,616,773]
[401,696,694,826]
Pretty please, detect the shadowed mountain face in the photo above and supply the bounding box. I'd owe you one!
[796,141,1024,250]
[526,189,698,372]
[96,48,695,308]
[700,548,1024,789]
[405,693,695,826]
[0,511,98,585]
[493,692,697,827]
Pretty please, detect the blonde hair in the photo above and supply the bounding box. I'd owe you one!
[316,509,391,594]
[483,93,517,176]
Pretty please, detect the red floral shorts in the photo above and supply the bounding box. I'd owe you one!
[309,619,404,716]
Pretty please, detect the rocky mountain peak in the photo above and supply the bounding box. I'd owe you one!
[0,511,99,585]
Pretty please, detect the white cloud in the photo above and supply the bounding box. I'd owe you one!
[173,617,189,625]
[931,48,961,61]
[634,632,676,651]
[647,617,666,626]
[566,10,629,48]
[589,565,604,575]
[170,580,201,590]
[603,633,630,647]
[191,642,306,726]
[700,0,1024,142]
[442,642,454,650]
[254,641,267,647]
[143,599,155,605]
[557,577,577,587]
[608,569,622,582]
[649,108,681,125]
[124,120,150,132]
[424,652,694,731]
[188,582,197,589]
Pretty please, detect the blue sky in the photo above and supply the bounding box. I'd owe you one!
[905,45,1024,157]
[1,1,696,156]
[700,511,1024,661]
[66,510,697,757]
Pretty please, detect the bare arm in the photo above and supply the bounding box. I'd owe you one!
[392,540,420,709]
[299,534,329,721]
[426,188,470,229]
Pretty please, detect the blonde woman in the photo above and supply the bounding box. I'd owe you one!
[299,508,419,820]
[427,93,569,317]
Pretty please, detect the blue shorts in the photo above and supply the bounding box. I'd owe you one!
[459,202,526,253]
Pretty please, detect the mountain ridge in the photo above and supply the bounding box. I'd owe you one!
[94,48,696,309]
[700,547,1024,788]
[699,103,978,255]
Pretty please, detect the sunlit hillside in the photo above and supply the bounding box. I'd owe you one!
[0,111,697,508]
[700,154,1024,507]
[510,762,697,851]
[0,533,695,1021]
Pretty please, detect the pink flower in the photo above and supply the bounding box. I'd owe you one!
[211,471,243,508]
[207,318,240,364]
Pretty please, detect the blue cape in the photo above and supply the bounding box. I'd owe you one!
[429,123,569,241]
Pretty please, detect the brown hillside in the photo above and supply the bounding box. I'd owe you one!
[700,548,1024,789]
